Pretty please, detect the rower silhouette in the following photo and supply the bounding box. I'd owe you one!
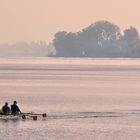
[11,101,21,115]
[2,102,10,115]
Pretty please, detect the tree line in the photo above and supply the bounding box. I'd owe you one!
[50,21,140,57]
[0,41,49,57]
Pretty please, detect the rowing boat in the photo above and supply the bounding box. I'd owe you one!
[0,113,47,120]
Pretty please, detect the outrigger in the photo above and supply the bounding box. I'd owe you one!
[0,112,47,120]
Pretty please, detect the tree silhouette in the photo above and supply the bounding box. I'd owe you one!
[52,21,140,58]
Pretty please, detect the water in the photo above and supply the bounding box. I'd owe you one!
[0,58,140,140]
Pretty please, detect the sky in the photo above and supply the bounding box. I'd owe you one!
[0,0,140,44]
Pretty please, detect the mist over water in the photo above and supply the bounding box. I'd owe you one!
[0,58,140,140]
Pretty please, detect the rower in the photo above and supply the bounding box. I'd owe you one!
[2,102,10,115]
[11,101,21,115]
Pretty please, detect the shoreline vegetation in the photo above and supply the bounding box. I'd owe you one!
[1,21,140,58]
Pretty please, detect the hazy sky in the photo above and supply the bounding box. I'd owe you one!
[0,0,140,43]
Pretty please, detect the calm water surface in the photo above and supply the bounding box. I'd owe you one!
[0,58,140,140]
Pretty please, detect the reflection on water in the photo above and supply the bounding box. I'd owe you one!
[0,58,140,140]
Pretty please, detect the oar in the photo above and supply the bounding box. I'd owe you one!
[19,113,37,120]
[21,112,34,115]
[21,112,47,118]
[31,113,47,117]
